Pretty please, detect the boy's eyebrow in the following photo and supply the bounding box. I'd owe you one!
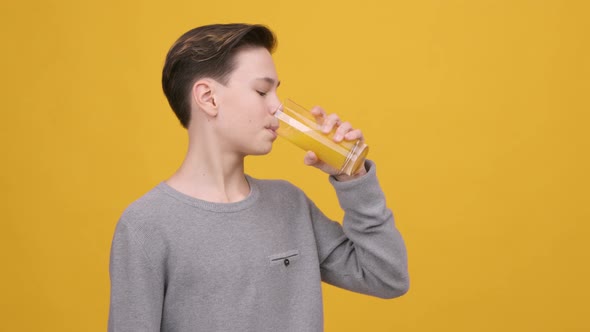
[256,77,281,87]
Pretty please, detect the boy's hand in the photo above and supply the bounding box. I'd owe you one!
[304,106,367,181]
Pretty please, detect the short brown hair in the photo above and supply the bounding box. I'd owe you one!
[162,23,277,128]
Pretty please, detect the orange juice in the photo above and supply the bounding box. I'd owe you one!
[275,100,368,175]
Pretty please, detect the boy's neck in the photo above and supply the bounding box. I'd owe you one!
[165,138,251,204]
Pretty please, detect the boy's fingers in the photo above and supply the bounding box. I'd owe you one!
[304,151,318,165]
[321,113,341,133]
[334,122,352,142]
[344,129,364,141]
[310,106,326,125]
[304,151,341,175]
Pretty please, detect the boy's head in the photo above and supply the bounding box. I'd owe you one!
[162,24,277,128]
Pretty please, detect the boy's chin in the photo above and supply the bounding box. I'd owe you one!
[244,145,272,156]
[255,147,273,156]
[248,144,274,156]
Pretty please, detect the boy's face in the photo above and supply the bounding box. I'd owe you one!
[212,47,281,157]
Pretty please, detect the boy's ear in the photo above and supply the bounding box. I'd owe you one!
[192,79,218,117]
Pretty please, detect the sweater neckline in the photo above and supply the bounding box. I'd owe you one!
[156,175,260,213]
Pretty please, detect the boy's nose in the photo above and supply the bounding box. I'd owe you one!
[269,96,281,115]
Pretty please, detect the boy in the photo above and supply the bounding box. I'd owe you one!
[109,23,409,331]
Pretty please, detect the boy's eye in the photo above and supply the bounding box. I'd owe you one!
[257,91,267,97]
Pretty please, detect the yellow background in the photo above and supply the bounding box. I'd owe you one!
[1,0,589,331]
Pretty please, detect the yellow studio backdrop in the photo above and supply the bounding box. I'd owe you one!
[1,0,588,331]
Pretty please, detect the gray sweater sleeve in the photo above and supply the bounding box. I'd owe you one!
[108,221,164,332]
[312,160,410,298]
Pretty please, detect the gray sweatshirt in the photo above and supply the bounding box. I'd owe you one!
[108,161,409,331]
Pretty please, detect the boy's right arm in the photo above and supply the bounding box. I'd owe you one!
[108,221,164,332]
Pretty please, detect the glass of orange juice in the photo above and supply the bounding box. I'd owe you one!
[274,99,369,175]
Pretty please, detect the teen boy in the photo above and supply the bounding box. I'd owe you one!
[109,23,409,332]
